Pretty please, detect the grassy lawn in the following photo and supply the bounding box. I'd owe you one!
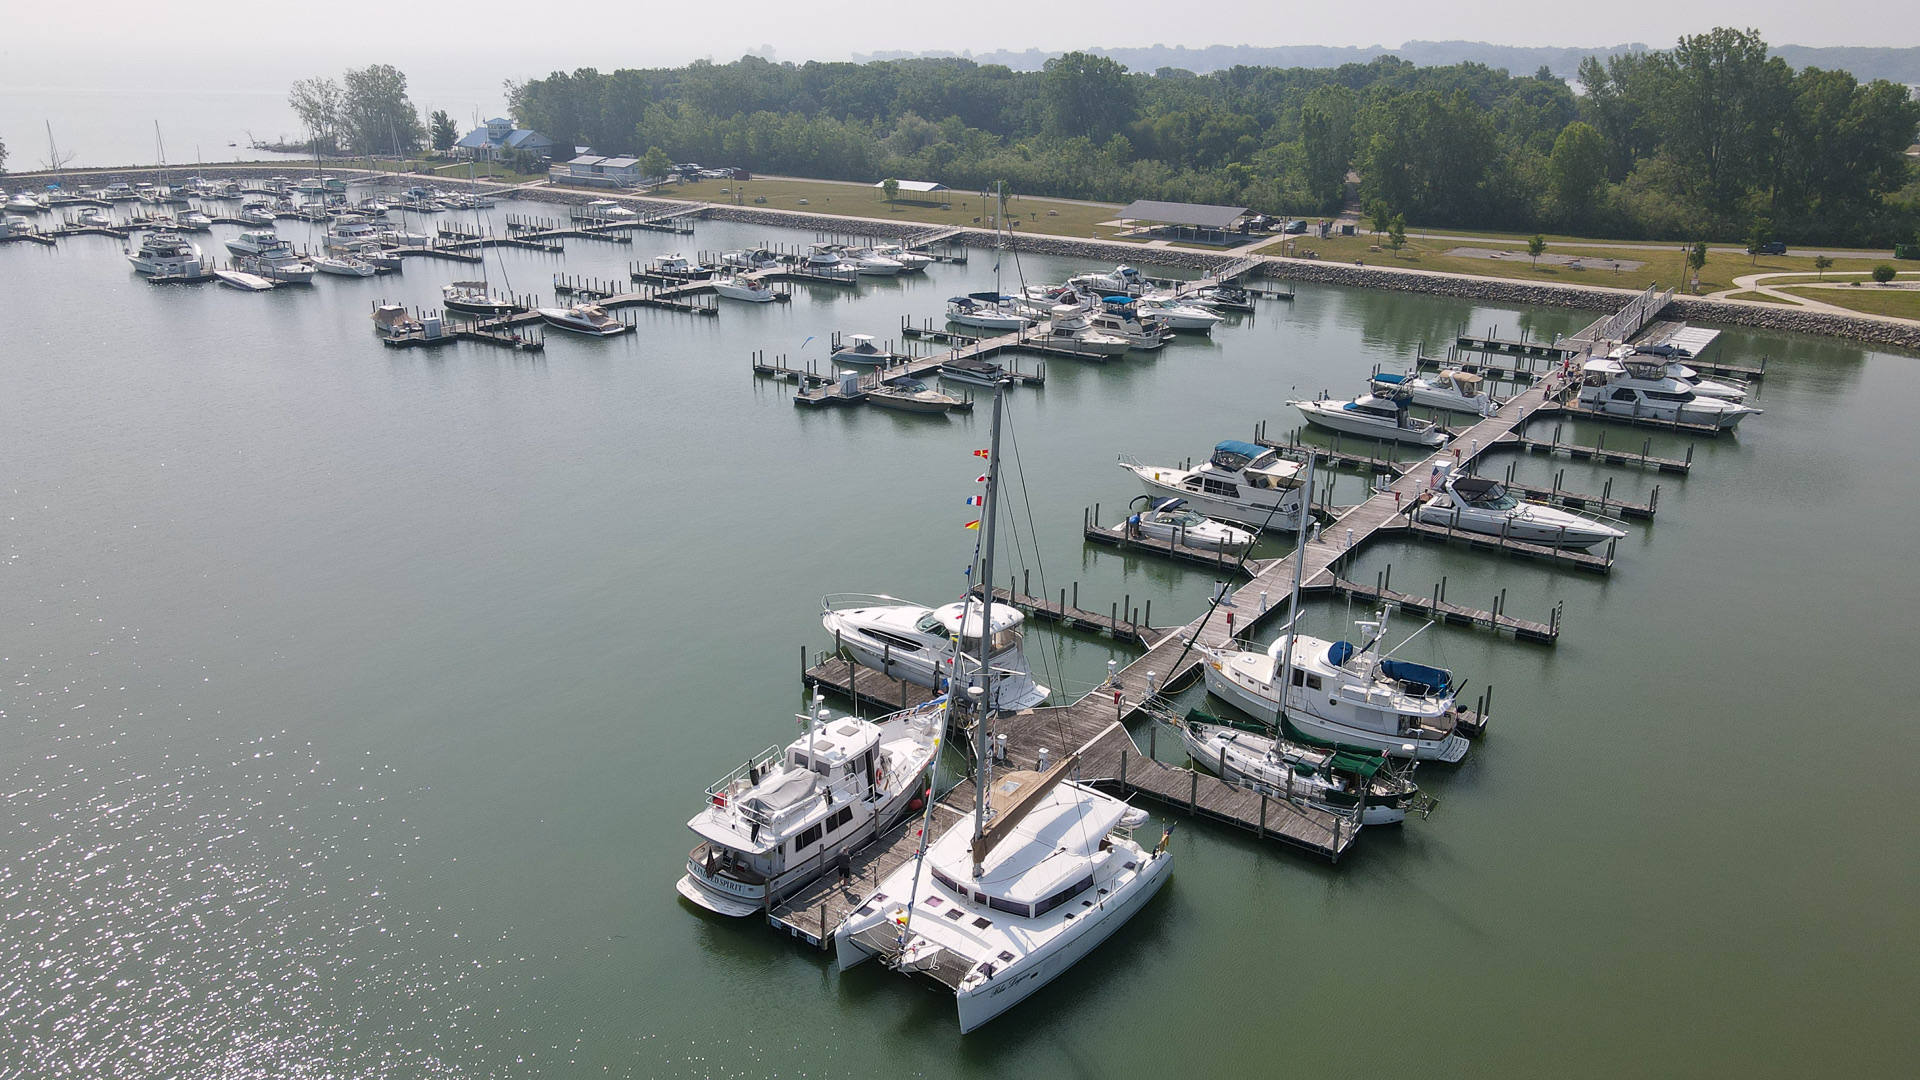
[1778,285,1920,319]
[635,175,1136,239]
[1278,231,1906,294]
[1401,223,1897,257]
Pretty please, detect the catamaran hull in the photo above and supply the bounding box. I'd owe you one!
[952,852,1169,1033]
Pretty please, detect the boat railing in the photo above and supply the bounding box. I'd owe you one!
[822,592,913,613]
[705,744,785,805]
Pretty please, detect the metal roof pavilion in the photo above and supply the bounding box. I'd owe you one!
[1118,199,1247,229]
[875,180,950,193]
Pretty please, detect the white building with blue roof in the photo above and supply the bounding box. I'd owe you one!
[455,118,555,162]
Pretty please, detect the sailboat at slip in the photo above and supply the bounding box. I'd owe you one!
[833,379,1172,1034]
[944,182,1035,332]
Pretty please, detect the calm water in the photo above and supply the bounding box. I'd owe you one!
[2,203,1915,1078]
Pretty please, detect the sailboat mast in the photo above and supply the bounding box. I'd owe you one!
[971,379,1007,858]
[1273,454,1315,723]
[993,180,1004,296]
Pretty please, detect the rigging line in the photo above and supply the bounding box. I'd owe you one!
[1000,404,1064,702]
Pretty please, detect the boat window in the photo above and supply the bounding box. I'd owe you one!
[1202,479,1240,497]
[1032,874,1096,916]
[1307,674,1323,690]
[1643,389,1696,403]
[1611,388,1639,401]
[1291,669,1306,687]
[987,895,1031,917]
[791,752,809,769]
[913,614,950,638]
[794,823,823,850]
[1182,476,1205,490]
[1466,485,1520,510]
[989,628,1021,654]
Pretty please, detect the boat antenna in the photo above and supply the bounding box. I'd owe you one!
[1271,453,1317,728]
[972,378,1008,877]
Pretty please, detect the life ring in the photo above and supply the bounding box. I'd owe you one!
[873,759,887,789]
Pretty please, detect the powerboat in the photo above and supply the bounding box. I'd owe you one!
[537,303,630,336]
[836,246,905,276]
[866,379,963,414]
[830,334,900,365]
[1067,264,1150,296]
[1627,345,1748,400]
[324,217,381,252]
[312,253,377,277]
[834,378,1169,1034]
[870,243,932,272]
[801,247,845,270]
[821,593,1049,712]
[1033,317,1130,357]
[124,232,204,276]
[1291,393,1450,446]
[1177,710,1425,825]
[223,229,288,257]
[6,191,45,213]
[442,281,518,316]
[1087,298,1174,349]
[677,695,942,917]
[712,274,776,302]
[938,355,1011,387]
[1577,358,1761,428]
[1187,285,1254,313]
[371,303,423,340]
[1119,440,1306,532]
[585,198,637,219]
[833,774,1169,1032]
[1369,369,1499,417]
[648,253,710,276]
[1414,465,1626,549]
[76,207,114,228]
[946,293,1033,332]
[213,269,277,292]
[235,251,316,284]
[1200,611,1471,762]
[1114,496,1254,553]
[239,203,277,225]
[721,248,781,271]
[1134,296,1223,333]
[174,209,213,231]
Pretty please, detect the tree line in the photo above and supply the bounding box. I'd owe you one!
[504,28,1919,246]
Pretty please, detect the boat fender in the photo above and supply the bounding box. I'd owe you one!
[907,797,923,812]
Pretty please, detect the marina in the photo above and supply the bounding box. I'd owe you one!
[4,173,1915,1077]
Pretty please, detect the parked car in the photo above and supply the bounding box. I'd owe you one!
[1759,241,1786,255]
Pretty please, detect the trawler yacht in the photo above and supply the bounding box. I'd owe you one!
[223,229,291,258]
[1120,440,1306,531]
[721,248,781,271]
[1200,612,1471,762]
[1627,346,1748,400]
[1133,296,1223,332]
[870,243,932,272]
[677,695,942,916]
[1292,392,1450,446]
[1415,465,1626,548]
[124,232,203,276]
[821,593,1049,711]
[1087,297,1174,349]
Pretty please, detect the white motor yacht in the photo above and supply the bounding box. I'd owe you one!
[1119,440,1306,531]
[1201,612,1471,762]
[238,204,277,225]
[1414,465,1626,549]
[223,229,286,257]
[1578,357,1761,429]
[1626,345,1748,400]
[1115,496,1254,553]
[802,247,845,270]
[867,378,964,414]
[830,334,898,365]
[174,209,213,231]
[324,218,381,252]
[712,273,776,302]
[834,773,1169,1033]
[677,695,942,917]
[76,207,114,228]
[442,281,518,316]
[946,294,1034,332]
[585,198,637,219]
[937,355,1011,387]
[1033,317,1131,357]
[1134,296,1223,332]
[821,593,1049,712]
[1087,298,1174,349]
[1067,264,1150,296]
[537,303,631,336]
[870,243,932,272]
[1292,393,1450,446]
[1177,710,1424,824]
[1369,369,1499,416]
[312,253,377,277]
[235,251,316,284]
[721,248,781,271]
[6,191,45,213]
[124,232,204,276]
[841,247,906,276]
[649,253,709,276]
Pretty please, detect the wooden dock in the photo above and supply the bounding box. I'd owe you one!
[986,585,1172,647]
[1327,574,1560,642]
[768,816,941,947]
[1490,426,1694,474]
[1455,331,1578,360]
[1083,516,1263,576]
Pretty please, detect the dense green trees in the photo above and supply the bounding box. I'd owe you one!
[504,29,1919,245]
[288,65,427,157]
[430,110,458,152]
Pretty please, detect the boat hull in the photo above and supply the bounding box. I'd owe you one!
[1293,401,1448,446]
[1127,464,1301,532]
[866,392,954,414]
[1201,663,1467,763]
[1414,501,1622,548]
[1180,722,1406,825]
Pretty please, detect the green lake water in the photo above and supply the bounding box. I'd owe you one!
[2,205,1914,1077]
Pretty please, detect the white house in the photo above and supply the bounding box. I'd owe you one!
[455,118,555,162]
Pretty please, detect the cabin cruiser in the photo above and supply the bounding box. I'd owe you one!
[442,281,518,316]
[1626,345,1747,400]
[1177,710,1425,824]
[1087,298,1174,349]
[537,303,630,336]
[870,243,932,272]
[224,229,289,257]
[312,253,377,277]
[124,232,204,276]
[677,695,942,916]
[1067,264,1150,296]
[1200,612,1471,762]
[76,206,114,228]
[834,772,1169,1033]
[1120,441,1306,532]
[1369,369,1499,416]
[721,248,781,271]
[830,334,898,365]
[1116,496,1254,553]
[0,215,33,237]
[102,182,137,201]
[1188,284,1254,313]
[585,198,636,219]
[839,246,906,276]
[1035,317,1131,357]
[371,303,423,340]
[1414,465,1626,549]
[7,191,46,212]
[239,203,278,225]
[712,273,776,302]
[946,293,1034,332]
[172,209,213,231]
[821,593,1049,712]
[235,251,316,284]
[324,217,381,252]
[1134,296,1223,332]
[1292,392,1450,446]
[648,253,710,276]
[801,247,846,270]
[213,268,276,292]
[1578,357,1760,428]
[867,378,964,414]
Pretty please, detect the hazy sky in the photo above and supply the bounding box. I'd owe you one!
[4,0,1918,78]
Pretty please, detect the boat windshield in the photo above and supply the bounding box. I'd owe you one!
[1465,484,1519,510]
[1159,509,1207,527]
[961,629,1021,654]
[915,613,951,639]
